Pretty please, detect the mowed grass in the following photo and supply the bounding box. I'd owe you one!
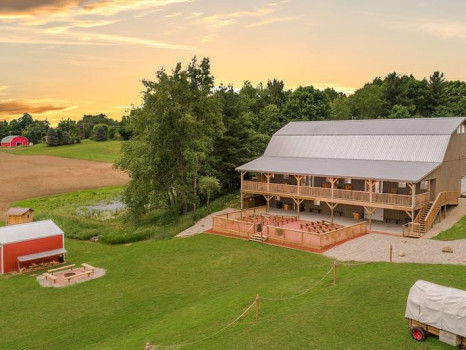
[14,187,239,244]
[0,235,464,350]
[433,215,466,241]
[11,139,123,162]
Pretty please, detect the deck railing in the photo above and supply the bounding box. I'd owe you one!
[243,180,430,207]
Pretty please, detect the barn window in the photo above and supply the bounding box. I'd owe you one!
[398,182,406,188]
[420,181,428,190]
[283,174,289,180]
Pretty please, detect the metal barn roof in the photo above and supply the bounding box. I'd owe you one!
[237,157,440,182]
[0,220,64,245]
[276,117,466,135]
[1,135,19,143]
[237,117,466,182]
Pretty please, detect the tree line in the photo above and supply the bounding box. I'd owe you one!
[115,56,466,217]
[0,113,132,146]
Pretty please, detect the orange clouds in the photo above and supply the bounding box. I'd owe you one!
[0,99,74,120]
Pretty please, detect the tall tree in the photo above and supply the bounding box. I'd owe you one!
[282,86,332,122]
[116,57,223,215]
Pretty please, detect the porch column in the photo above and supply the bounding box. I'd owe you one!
[264,195,272,213]
[265,173,272,192]
[294,175,302,197]
[240,172,245,211]
[408,182,415,225]
[329,177,337,200]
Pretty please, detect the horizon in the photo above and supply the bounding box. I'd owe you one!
[1,0,466,123]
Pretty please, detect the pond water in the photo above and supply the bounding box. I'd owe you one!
[76,200,126,219]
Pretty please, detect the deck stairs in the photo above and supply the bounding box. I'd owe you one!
[404,191,460,238]
[249,233,267,243]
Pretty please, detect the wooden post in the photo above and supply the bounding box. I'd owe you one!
[265,173,271,192]
[255,294,260,323]
[240,172,245,211]
[332,261,337,286]
[389,244,393,263]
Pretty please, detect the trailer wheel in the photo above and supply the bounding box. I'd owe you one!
[411,327,426,341]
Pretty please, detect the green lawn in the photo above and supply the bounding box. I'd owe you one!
[14,187,239,244]
[0,235,464,350]
[433,215,466,241]
[10,139,123,162]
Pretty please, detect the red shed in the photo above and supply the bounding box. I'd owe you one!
[0,220,66,274]
[1,135,28,147]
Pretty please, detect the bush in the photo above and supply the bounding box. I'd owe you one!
[92,124,108,142]
[46,128,59,146]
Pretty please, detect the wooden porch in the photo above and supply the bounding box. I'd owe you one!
[241,179,430,210]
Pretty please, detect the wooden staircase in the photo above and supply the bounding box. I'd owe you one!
[403,191,460,238]
[249,233,267,243]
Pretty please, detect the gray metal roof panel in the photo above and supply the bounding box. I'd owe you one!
[276,117,466,136]
[1,135,19,143]
[0,220,64,245]
[264,135,450,163]
[236,156,440,182]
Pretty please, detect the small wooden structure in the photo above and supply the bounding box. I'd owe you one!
[5,207,34,226]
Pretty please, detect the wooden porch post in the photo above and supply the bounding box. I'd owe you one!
[265,173,272,192]
[364,207,376,230]
[324,202,338,224]
[264,195,272,213]
[240,172,245,211]
[408,182,415,225]
[293,198,303,219]
[294,175,302,196]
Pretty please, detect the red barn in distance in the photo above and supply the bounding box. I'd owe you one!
[1,135,28,147]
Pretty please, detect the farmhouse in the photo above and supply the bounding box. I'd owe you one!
[0,220,66,274]
[5,207,34,226]
[1,135,28,147]
[236,117,466,237]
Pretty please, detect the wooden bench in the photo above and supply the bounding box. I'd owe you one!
[81,263,95,273]
[43,273,58,284]
[48,264,75,275]
[65,270,93,283]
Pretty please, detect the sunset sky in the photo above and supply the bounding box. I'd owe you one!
[1,0,466,124]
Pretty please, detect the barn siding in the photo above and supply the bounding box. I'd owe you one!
[2,235,63,273]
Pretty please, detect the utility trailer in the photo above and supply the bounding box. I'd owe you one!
[406,280,466,349]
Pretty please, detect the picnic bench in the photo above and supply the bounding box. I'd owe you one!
[65,270,93,283]
[43,273,58,284]
[48,264,75,275]
[81,263,95,273]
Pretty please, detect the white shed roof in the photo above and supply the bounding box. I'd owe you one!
[1,135,19,143]
[0,220,64,245]
[237,117,466,182]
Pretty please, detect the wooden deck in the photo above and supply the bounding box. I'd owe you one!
[242,180,430,210]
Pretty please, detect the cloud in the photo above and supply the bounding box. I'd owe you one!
[312,83,357,95]
[0,86,8,96]
[0,0,192,19]
[246,15,302,28]
[0,24,195,50]
[165,12,183,18]
[0,98,76,117]
[392,18,466,40]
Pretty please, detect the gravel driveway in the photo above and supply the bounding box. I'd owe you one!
[324,234,466,265]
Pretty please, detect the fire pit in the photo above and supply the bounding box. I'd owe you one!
[64,272,76,278]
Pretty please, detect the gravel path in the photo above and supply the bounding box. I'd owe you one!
[176,208,236,238]
[324,234,466,265]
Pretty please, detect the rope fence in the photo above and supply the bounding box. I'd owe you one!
[147,260,370,349]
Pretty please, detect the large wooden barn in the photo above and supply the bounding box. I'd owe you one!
[0,220,66,274]
[237,117,466,237]
[1,135,28,147]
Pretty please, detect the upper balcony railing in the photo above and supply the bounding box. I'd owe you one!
[242,180,430,208]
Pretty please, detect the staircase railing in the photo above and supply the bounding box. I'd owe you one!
[423,191,460,232]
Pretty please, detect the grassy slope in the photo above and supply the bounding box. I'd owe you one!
[11,139,123,162]
[14,187,239,244]
[0,235,464,350]
[433,215,466,241]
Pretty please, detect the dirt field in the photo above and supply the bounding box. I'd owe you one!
[0,152,128,218]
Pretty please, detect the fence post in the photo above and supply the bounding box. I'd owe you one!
[389,244,393,263]
[255,294,260,323]
[332,261,337,286]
